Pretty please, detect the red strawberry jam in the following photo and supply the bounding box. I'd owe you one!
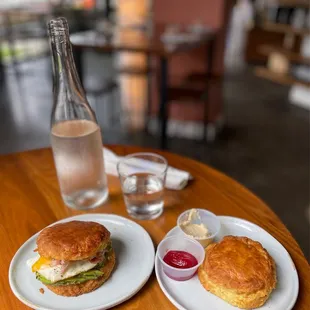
[163,250,198,269]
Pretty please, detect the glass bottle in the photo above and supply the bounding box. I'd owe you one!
[48,17,108,209]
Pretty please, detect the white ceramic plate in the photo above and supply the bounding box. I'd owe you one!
[9,214,155,310]
[155,216,299,310]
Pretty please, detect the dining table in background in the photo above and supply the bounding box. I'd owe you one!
[1,145,309,309]
[70,25,216,149]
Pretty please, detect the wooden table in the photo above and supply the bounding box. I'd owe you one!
[70,26,215,149]
[1,145,309,309]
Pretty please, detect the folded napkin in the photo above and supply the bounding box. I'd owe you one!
[103,147,193,190]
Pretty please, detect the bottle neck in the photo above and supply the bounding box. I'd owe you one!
[50,35,84,96]
[48,18,96,126]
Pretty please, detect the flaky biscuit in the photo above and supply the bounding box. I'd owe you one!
[37,221,110,261]
[198,236,276,309]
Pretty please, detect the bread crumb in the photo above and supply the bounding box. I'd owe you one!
[39,288,44,294]
[33,248,38,252]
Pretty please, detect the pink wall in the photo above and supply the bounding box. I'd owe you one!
[153,0,224,27]
[151,0,233,122]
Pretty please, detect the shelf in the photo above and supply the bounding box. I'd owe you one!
[262,22,310,36]
[275,0,310,7]
[255,67,310,88]
[259,45,310,65]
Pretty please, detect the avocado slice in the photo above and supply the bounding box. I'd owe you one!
[36,269,104,286]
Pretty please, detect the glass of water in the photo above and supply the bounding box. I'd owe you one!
[117,153,168,220]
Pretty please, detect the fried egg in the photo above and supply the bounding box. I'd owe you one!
[27,256,97,283]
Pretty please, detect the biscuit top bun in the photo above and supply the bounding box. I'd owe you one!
[37,221,111,261]
[202,236,276,293]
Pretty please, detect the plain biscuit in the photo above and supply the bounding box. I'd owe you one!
[37,221,110,261]
[198,236,277,309]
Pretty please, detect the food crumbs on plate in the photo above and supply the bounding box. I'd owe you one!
[39,288,44,294]
[33,248,38,252]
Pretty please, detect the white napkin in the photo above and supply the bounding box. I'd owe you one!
[103,147,193,190]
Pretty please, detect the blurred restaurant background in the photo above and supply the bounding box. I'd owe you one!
[0,0,309,257]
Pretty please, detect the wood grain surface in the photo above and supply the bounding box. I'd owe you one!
[0,146,309,309]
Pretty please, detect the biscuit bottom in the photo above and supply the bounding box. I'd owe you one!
[45,249,116,297]
[198,266,273,309]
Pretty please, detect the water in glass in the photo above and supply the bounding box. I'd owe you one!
[122,173,164,219]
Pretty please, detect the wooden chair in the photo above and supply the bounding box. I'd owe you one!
[151,0,234,142]
[85,77,119,128]
[166,73,223,142]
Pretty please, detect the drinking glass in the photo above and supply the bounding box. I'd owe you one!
[117,153,168,220]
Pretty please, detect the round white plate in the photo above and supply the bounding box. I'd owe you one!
[9,214,155,310]
[155,216,299,310]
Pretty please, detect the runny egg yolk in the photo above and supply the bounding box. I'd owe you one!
[32,257,51,272]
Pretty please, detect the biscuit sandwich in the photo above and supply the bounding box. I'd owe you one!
[198,236,276,309]
[28,221,115,297]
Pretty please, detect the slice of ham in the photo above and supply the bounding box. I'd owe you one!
[49,259,69,274]
[60,262,69,274]
[50,259,66,267]
[89,257,102,264]
[47,249,107,274]
[89,255,103,264]
[89,250,106,264]
[50,260,60,267]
